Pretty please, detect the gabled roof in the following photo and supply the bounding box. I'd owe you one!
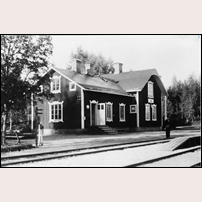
[103,68,159,81]
[102,69,167,95]
[47,67,167,97]
[50,67,131,97]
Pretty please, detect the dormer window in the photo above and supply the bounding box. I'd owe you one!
[69,82,76,91]
[148,81,154,98]
[51,76,61,93]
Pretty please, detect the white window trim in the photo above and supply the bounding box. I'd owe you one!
[49,101,64,123]
[51,75,61,94]
[119,103,126,122]
[69,81,77,91]
[148,81,154,98]
[90,100,98,104]
[40,85,43,93]
[145,103,150,121]
[106,102,113,122]
[152,104,157,121]
[130,105,137,113]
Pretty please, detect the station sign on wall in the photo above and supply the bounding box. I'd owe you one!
[148,98,154,104]
[130,105,137,113]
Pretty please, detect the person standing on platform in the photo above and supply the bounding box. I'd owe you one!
[36,123,43,147]
[38,123,44,146]
[164,118,170,139]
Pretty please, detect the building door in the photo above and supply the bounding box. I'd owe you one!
[91,103,97,126]
[97,103,106,125]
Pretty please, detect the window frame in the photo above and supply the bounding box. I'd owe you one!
[148,81,154,98]
[49,101,64,123]
[51,75,61,94]
[106,102,113,122]
[69,82,77,91]
[152,104,157,121]
[40,85,43,93]
[119,103,126,122]
[145,103,150,121]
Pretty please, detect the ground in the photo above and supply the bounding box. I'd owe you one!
[1,126,200,154]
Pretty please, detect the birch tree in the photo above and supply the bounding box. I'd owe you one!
[1,35,53,145]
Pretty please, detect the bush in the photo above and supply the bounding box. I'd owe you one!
[12,122,32,133]
[169,114,188,129]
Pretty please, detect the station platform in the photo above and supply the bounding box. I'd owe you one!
[1,128,200,158]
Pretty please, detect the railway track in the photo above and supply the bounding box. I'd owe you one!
[1,139,169,167]
[124,146,201,167]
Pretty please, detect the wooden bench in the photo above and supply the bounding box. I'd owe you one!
[6,131,24,143]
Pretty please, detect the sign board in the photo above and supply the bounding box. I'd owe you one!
[130,105,137,113]
[148,98,154,104]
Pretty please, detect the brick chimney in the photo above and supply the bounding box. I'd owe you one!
[72,59,82,73]
[84,63,91,74]
[114,62,123,74]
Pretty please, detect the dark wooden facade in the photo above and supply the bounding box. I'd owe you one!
[138,75,162,127]
[35,68,165,135]
[84,91,136,128]
[36,71,82,130]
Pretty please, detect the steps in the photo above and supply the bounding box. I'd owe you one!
[89,126,129,135]
[97,125,118,135]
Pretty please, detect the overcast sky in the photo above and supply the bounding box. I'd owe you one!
[50,35,201,89]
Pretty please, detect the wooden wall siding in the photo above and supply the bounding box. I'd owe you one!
[36,71,82,130]
[84,91,137,128]
[139,75,162,127]
[36,71,163,131]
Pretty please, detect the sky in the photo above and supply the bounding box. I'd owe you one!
[49,35,201,89]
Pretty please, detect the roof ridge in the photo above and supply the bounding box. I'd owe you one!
[126,68,158,74]
[104,68,158,76]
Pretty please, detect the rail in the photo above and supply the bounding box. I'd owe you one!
[1,139,169,167]
[124,146,201,167]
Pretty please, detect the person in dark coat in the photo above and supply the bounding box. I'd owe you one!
[164,118,170,139]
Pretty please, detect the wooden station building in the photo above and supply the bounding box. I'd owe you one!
[32,60,167,135]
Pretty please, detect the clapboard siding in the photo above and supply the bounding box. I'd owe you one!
[84,91,137,128]
[139,75,162,127]
[36,71,82,130]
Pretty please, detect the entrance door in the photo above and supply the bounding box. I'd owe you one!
[97,103,106,125]
[91,103,97,126]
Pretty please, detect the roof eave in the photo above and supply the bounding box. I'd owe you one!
[126,89,141,92]
[84,89,133,97]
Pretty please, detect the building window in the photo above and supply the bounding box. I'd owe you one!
[145,104,150,121]
[119,103,126,122]
[51,76,61,93]
[152,104,157,121]
[106,102,113,122]
[69,82,76,91]
[40,85,43,93]
[130,105,137,113]
[49,101,63,122]
[148,81,154,98]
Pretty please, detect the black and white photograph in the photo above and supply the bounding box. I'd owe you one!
[1,35,201,167]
